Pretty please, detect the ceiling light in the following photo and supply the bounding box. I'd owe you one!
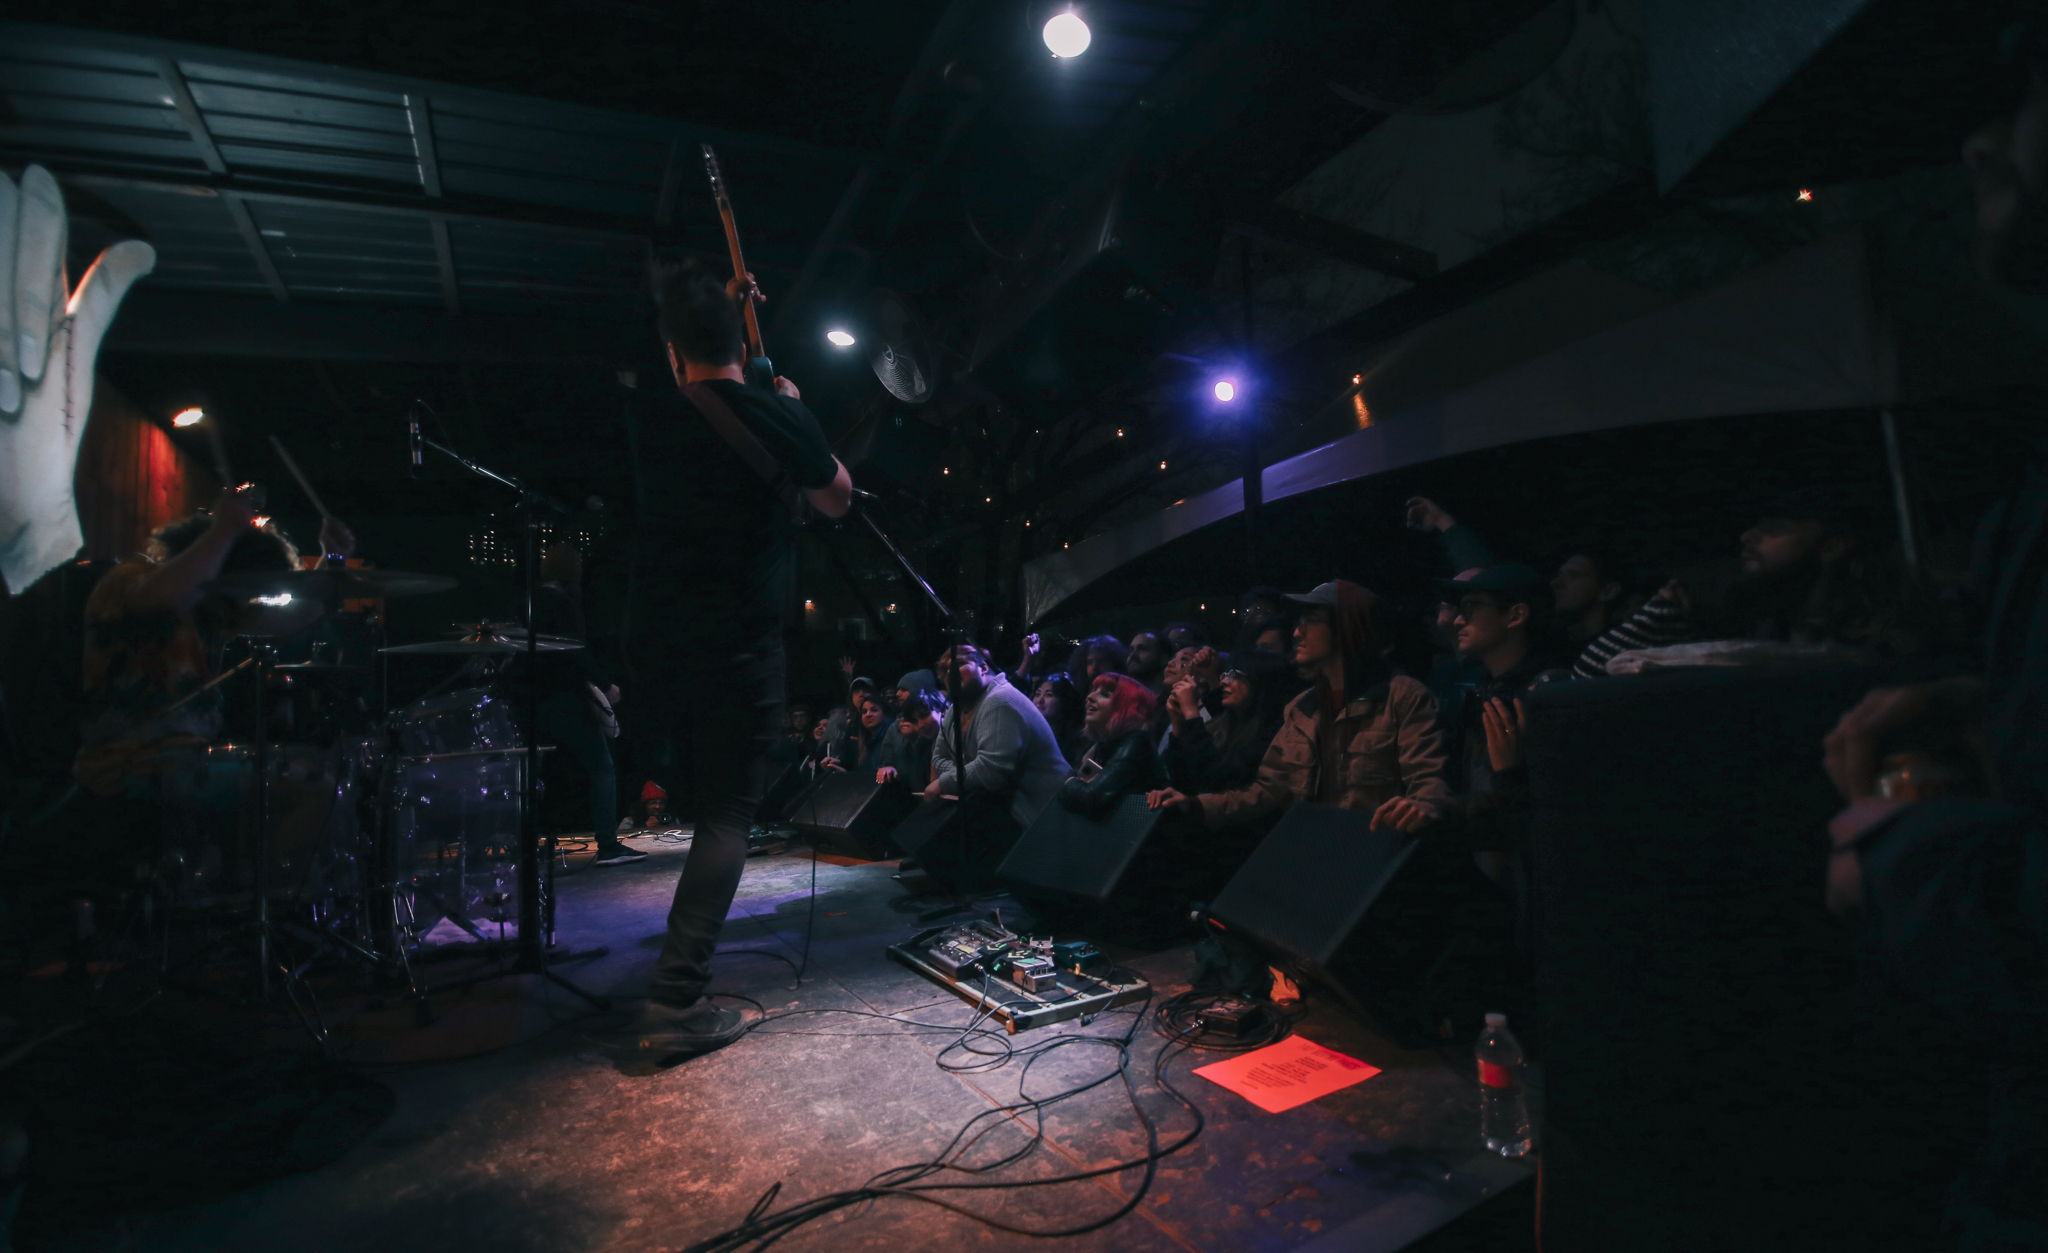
[1214,380,1236,402]
[1796,189,1813,202]
[826,329,856,347]
[172,407,205,427]
[1043,11,1091,57]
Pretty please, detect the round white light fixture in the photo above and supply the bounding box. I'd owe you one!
[1043,11,1091,57]
[1213,380,1236,402]
[825,329,857,347]
[172,407,205,427]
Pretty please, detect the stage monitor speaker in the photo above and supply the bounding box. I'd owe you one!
[784,771,913,860]
[757,760,809,824]
[997,794,1161,903]
[1525,660,1977,1253]
[1209,801,1512,1047]
[888,794,1020,893]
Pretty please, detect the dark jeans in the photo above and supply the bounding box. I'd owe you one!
[633,637,785,1008]
[536,691,619,846]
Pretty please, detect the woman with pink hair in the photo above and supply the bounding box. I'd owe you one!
[1058,673,1166,815]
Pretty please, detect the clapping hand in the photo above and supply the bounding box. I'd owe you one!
[1481,697,1527,772]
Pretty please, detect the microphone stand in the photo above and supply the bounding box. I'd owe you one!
[413,432,610,1010]
[849,491,978,906]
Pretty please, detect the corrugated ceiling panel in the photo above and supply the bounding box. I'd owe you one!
[4,96,183,134]
[0,124,201,164]
[0,60,172,105]
[70,179,268,294]
[213,143,419,184]
[172,59,402,106]
[243,199,441,303]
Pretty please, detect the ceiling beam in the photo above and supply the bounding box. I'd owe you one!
[430,215,460,313]
[45,166,807,276]
[152,58,227,175]
[220,192,290,303]
[57,167,644,242]
[104,290,638,363]
[1224,202,1437,284]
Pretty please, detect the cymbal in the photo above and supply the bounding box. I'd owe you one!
[271,661,370,675]
[206,568,458,602]
[380,625,583,655]
[379,639,521,655]
[446,621,579,644]
[231,594,326,638]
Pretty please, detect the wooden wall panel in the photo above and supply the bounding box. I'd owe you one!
[72,377,216,563]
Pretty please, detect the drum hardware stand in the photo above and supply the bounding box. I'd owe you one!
[412,429,611,1011]
[157,642,375,1048]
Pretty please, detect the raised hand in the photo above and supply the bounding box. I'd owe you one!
[0,165,157,594]
[1404,496,1456,534]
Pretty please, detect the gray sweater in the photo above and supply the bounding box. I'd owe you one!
[930,674,1072,828]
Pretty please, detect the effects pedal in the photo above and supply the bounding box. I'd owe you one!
[1009,956,1057,993]
[1199,997,1259,1037]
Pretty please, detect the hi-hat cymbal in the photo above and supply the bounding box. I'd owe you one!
[206,568,458,602]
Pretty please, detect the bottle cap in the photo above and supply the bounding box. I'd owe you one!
[1484,1012,1507,1028]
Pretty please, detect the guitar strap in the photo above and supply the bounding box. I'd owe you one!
[680,382,807,522]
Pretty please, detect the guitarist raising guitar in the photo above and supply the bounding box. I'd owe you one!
[618,147,854,1063]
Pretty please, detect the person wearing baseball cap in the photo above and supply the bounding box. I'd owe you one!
[1151,578,1453,835]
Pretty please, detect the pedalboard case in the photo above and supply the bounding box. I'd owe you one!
[886,918,1149,1032]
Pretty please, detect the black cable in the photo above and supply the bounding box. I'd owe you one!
[674,986,1223,1253]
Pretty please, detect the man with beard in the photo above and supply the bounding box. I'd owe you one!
[1125,629,1168,696]
[1570,487,1897,679]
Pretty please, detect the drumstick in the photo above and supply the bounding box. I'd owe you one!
[268,435,331,518]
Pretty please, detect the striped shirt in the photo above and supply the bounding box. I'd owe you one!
[1572,598,1694,679]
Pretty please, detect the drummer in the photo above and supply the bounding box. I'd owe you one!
[73,484,355,798]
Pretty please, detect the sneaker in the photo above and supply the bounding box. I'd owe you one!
[629,1000,747,1060]
[591,845,649,865]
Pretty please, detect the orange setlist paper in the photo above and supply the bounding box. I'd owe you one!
[1192,1035,1383,1113]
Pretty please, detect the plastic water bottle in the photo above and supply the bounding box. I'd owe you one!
[1476,1012,1533,1157]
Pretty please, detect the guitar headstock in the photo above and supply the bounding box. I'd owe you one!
[701,143,729,205]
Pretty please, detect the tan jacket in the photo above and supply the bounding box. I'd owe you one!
[1198,673,1453,828]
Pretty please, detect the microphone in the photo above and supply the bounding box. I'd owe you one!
[408,405,422,478]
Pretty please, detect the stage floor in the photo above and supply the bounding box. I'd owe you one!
[43,833,1533,1253]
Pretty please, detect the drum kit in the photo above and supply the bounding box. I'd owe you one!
[159,562,610,1034]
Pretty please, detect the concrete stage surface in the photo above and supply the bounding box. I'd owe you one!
[46,833,1534,1253]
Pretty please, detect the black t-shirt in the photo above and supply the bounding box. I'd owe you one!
[625,378,837,651]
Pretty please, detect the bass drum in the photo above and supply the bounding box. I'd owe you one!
[382,687,526,948]
[156,737,380,925]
